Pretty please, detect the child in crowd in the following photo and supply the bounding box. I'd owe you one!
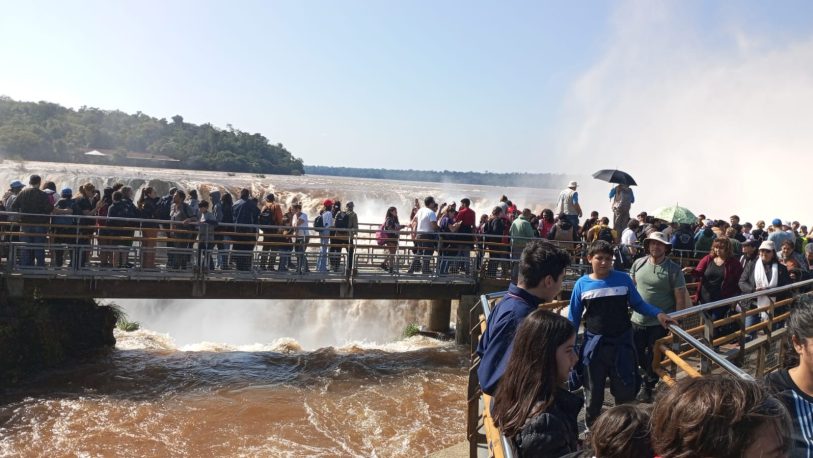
[491,309,581,457]
[653,375,790,458]
[568,240,674,427]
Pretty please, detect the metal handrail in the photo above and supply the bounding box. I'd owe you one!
[671,278,813,319]
[667,324,754,380]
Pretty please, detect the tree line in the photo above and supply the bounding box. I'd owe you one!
[304,165,569,189]
[0,97,304,175]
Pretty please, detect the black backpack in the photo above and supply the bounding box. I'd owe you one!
[597,226,614,243]
[314,214,324,229]
[334,211,349,229]
[259,206,276,226]
[156,195,173,221]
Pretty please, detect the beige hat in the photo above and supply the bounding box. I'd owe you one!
[568,181,578,189]
[643,231,672,253]
[759,240,776,251]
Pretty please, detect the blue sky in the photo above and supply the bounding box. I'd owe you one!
[3,0,610,171]
[4,0,813,221]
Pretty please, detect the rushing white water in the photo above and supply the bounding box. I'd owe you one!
[0,159,560,224]
[111,299,445,351]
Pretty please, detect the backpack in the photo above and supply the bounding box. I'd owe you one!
[376,224,387,246]
[334,211,349,229]
[597,226,614,243]
[314,214,324,229]
[259,206,276,226]
[156,195,173,221]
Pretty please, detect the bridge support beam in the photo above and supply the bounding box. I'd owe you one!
[455,295,478,345]
[426,299,452,334]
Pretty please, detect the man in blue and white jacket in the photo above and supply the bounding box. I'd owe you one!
[568,240,676,427]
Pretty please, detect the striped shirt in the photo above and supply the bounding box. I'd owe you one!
[766,368,813,457]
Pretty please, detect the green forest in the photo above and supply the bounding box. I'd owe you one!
[304,165,568,189]
[0,97,304,175]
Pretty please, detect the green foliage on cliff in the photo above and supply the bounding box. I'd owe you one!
[0,96,305,175]
[304,165,568,189]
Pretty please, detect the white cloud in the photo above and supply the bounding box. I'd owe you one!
[554,1,813,225]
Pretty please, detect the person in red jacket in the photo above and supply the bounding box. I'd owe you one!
[683,236,744,321]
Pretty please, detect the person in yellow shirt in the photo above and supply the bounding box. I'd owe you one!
[586,217,618,244]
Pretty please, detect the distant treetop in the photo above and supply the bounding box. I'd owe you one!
[304,165,568,189]
[0,96,304,175]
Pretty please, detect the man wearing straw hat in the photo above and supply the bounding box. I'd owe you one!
[629,231,690,402]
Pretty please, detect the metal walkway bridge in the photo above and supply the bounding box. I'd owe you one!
[0,212,593,300]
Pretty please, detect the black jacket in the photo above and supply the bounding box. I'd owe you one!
[515,388,584,458]
[765,369,813,457]
[738,259,791,300]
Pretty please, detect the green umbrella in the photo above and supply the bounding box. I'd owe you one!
[651,205,697,225]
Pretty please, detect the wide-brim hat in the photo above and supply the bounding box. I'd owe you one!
[9,180,23,189]
[759,240,776,252]
[643,231,672,251]
[568,181,578,188]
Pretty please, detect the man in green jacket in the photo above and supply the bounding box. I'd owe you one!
[509,208,536,281]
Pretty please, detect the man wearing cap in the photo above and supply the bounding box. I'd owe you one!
[768,218,794,254]
[316,199,334,272]
[555,181,582,230]
[630,231,689,402]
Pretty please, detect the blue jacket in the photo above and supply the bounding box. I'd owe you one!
[476,283,543,395]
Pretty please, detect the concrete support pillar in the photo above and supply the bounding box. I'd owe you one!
[455,295,479,345]
[426,299,452,334]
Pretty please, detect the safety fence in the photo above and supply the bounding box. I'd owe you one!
[466,278,813,458]
[0,212,594,283]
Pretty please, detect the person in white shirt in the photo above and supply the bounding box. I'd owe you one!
[621,219,639,257]
[409,196,440,274]
[316,199,334,272]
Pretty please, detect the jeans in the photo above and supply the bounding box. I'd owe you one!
[317,237,330,271]
[294,240,309,273]
[21,224,47,267]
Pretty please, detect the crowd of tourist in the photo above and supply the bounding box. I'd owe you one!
[480,238,812,457]
[2,175,813,281]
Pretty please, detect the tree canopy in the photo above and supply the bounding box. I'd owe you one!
[304,165,568,189]
[0,97,304,175]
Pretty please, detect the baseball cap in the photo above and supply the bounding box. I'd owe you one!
[61,188,72,197]
[323,199,333,207]
[772,218,782,226]
[10,180,23,189]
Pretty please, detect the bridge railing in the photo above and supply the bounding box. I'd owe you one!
[465,279,813,458]
[0,211,594,282]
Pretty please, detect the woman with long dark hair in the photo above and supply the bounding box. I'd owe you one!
[380,206,403,273]
[766,296,813,456]
[491,309,581,456]
[683,236,743,320]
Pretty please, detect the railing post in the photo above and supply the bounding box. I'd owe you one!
[700,311,714,375]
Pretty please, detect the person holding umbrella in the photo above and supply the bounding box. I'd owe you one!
[609,184,635,233]
[592,169,637,234]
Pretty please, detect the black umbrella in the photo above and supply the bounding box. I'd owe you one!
[592,169,637,186]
